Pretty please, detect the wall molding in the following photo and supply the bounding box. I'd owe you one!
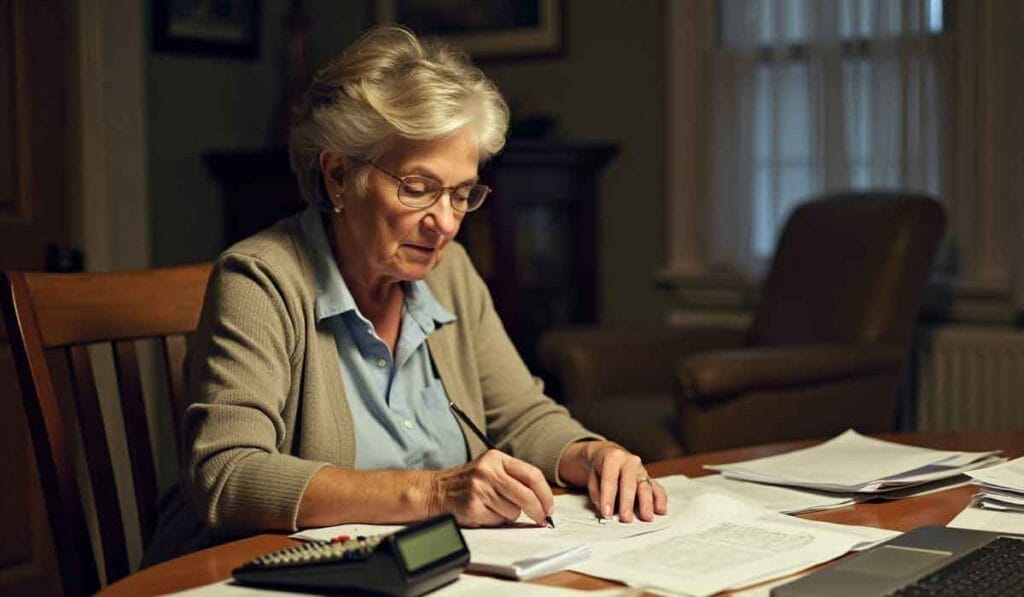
[75,0,149,271]
[73,0,153,572]
[663,0,713,277]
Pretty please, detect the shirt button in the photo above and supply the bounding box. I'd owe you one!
[403,419,414,430]
[376,358,387,368]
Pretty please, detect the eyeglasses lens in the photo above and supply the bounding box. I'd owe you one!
[398,177,489,212]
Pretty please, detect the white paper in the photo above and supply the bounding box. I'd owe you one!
[966,455,1024,492]
[975,485,1024,505]
[169,579,309,596]
[170,575,634,596]
[456,489,679,577]
[289,509,606,580]
[291,522,404,543]
[708,429,1000,493]
[288,474,899,593]
[948,503,1024,534]
[429,575,633,596]
[542,490,678,541]
[290,487,676,546]
[783,516,898,551]
[872,475,972,500]
[570,492,899,597]
[728,569,815,597]
[689,473,857,514]
[860,456,1006,489]
[462,534,591,580]
[978,498,1024,512]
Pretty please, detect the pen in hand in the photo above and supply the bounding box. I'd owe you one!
[448,400,556,529]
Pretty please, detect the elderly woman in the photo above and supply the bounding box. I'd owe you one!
[146,26,666,564]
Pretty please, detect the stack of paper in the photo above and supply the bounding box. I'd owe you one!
[451,533,590,580]
[690,464,985,515]
[690,473,858,514]
[949,456,1024,534]
[965,455,1024,511]
[171,574,634,596]
[569,490,898,597]
[706,429,1002,495]
[292,476,899,595]
[291,523,591,581]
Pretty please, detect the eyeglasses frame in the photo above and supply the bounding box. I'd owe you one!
[360,159,492,213]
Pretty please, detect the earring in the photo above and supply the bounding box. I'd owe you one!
[333,192,343,214]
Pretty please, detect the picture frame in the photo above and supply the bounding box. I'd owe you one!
[153,0,261,60]
[375,0,564,60]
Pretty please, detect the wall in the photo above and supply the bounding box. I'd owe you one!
[483,0,669,326]
[147,0,369,266]
[147,0,670,327]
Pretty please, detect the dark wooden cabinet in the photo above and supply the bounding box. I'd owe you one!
[206,140,616,374]
[466,141,616,371]
[205,150,304,247]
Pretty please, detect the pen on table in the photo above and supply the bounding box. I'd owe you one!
[448,400,556,529]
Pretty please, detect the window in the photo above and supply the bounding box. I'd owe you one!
[719,0,946,47]
[665,1,1022,317]
[711,0,951,268]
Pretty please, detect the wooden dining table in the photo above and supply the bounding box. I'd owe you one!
[101,430,1024,596]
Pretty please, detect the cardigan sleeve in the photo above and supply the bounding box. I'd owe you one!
[183,253,328,534]
[460,252,603,485]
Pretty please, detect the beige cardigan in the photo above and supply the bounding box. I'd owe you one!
[145,212,597,563]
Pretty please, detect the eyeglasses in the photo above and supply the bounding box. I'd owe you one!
[362,160,492,213]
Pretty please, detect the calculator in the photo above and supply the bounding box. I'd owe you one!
[232,514,469,596]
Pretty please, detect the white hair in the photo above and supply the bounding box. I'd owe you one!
[289,25,510,208]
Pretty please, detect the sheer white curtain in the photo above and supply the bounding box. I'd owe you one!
[707,0,951,275]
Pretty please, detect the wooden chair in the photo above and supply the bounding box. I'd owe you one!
[1,263,212,596]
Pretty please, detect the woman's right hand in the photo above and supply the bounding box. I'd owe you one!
[428,450,555,527]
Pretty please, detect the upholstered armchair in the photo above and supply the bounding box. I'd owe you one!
[539,193,946,459]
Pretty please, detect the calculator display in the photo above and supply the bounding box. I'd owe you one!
[395,519,465,573]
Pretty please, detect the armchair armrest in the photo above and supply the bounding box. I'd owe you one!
[676,343,905,405]
[538,325,746,405]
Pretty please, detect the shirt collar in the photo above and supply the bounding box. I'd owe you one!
[298,205,456,330]
[404,278,456,334]
[299,205,356,322]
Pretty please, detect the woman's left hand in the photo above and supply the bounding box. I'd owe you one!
[559,440,668,522]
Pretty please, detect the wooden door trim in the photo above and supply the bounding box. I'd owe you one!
[76,0,150,271]
[2,0,33,224]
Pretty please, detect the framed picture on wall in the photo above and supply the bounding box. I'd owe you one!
[153,0,261,60]
[376,0,564,59]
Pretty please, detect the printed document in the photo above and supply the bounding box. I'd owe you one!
[170,575,633,596]
[948,502,1024,534]
[949,456,1024,534]
[687,474,857,514]
[659,476,892,551]
[966,455,1024,492]
[706,429,1000,493]
[292,488,680,545]
[455,532,590,580]
[292,475,897,591]
[291,522,589,580]
[570,492,898,597]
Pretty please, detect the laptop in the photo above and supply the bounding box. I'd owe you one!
[772,526,1024,596]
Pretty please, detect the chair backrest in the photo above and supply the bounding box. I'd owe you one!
[749,193,945,347]
[0,263,212,596]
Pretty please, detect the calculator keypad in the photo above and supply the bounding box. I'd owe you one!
[240,535,386,570]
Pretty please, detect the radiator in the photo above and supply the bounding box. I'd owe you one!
[917,325,1024,431]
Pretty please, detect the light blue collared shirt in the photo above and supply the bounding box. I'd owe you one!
[298,206,469,470]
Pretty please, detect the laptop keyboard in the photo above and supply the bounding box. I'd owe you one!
[891,537,1024,596]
